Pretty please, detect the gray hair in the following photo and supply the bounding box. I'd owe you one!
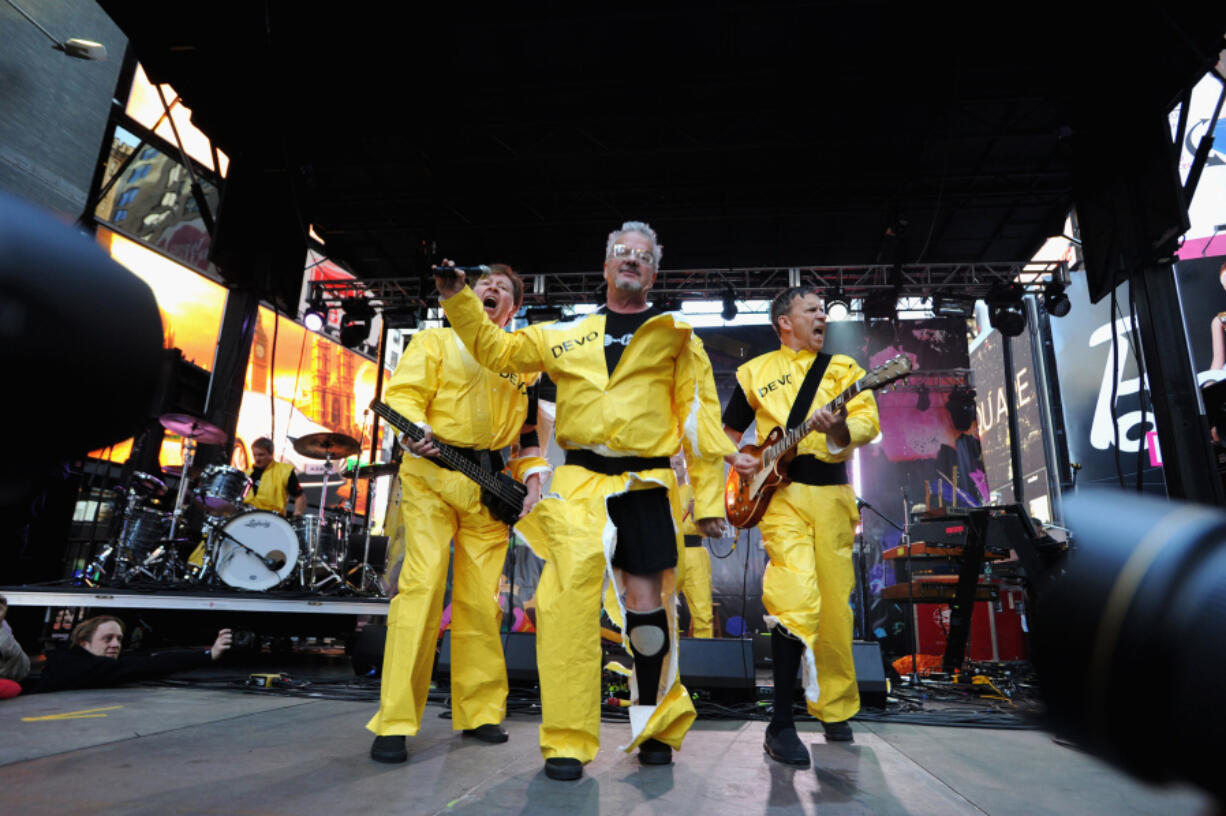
[605,220,663,267]
[769,286,821,335]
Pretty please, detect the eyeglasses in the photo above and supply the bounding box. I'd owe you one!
[609,244,657,267]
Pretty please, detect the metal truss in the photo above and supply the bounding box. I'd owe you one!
[306,260,1068,314]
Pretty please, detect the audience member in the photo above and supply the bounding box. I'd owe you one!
[33,615,231,693]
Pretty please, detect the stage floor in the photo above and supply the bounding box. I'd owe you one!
[1,679,1211,815]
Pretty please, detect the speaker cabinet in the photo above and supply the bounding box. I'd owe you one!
[438,630,538,684]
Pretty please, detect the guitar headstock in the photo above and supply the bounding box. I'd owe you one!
[863,354,913,392]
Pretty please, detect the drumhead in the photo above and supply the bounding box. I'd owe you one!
[214,511,299,591]
[195,465,251,516]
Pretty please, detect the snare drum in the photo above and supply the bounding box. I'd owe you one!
[195,465,252,516]
[292,514,345,569]
[119,506,171,558]
[213,511,299,590]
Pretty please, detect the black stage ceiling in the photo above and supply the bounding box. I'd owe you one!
[98,3,1225,293]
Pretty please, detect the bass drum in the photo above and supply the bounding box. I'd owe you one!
[214,511,299,591]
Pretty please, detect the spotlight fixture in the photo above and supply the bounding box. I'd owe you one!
[916,384,930,412]
[986,283,1026,337]
[1044,281,1072,318]
[339,298,375,349]
[303,308,326,333]
[932,292,975,318]
[302,290,328,332]
[721,288,738,322]
[825,289,850,321]
[862,290,898,321]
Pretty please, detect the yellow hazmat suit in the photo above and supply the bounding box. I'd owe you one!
[443,286,735,763]
[674,483,715,638]
[243,460,295,514]
[734,346,879,724]
[365,327,546,738]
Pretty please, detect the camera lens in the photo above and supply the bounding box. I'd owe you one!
[1034,490,1226,800]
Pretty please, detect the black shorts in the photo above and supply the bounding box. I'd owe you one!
[607,487,678,576]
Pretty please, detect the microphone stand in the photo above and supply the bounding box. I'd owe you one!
[856,492,922,688]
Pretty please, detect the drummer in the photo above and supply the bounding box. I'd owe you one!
[243,437,307,518]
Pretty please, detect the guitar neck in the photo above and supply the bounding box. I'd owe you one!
[370,401,503,493]
[763,381,864,466]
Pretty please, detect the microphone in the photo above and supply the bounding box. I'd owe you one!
[431,264,490,278]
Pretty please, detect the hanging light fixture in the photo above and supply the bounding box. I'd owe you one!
[825,289,850,321]
[721,288,738,321]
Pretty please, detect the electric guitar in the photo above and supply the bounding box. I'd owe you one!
[370,400,528,526]
[724,355,912,529]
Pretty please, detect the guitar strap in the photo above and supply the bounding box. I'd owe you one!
[785,352,832,430]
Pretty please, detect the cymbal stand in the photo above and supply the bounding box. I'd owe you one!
[302,453,344,591]
[137,438,199,583]
[347,522,382,595]
[344,451,381,595]
[166,439,196,548]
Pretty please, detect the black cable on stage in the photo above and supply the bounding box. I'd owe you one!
[153,673,1042,732]
[708,525,738,559]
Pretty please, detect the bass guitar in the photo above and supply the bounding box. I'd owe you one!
[724,355,912,529]
[370,400,528,526]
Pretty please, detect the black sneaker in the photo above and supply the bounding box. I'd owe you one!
[821,720,854,742]
[763,726,810,767]
[638,737,672,766]
[370,734,407,763]
[462,723,509,743]
[545,757,583,780]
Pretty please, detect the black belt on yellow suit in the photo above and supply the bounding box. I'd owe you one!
[786,455,848,486]
[565,449,670,475]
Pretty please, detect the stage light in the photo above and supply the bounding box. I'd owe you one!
[987,283,1026,337]
[825,289,850,321]
[916,385,930,412]
[721,288,738,321]
[340,298,375,349]
[862,290,897,321]
[303,308,326,332]
[933,292,975,318]
[1044,281,1072,317]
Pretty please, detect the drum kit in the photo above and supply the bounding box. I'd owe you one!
[80,413,393,596]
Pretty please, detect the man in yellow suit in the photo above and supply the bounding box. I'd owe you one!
[670,452,714,638]
[366,264,549,764]
[244,437,306,517]
[436,221,734,781]
[723,286,880,768]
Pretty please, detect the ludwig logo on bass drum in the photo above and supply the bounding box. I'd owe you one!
[243,519,272,528]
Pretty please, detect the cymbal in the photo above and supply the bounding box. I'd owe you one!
[292,432,361,459]
[131,471,167,496]
[159,413,227,445]
[344,461,399,479]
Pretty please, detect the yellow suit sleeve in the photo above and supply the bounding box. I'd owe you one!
[838,358,881,454]
[509,454,550,483]
[443,286,547,374]
[385,330,441,425]
[675,331,737,521]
